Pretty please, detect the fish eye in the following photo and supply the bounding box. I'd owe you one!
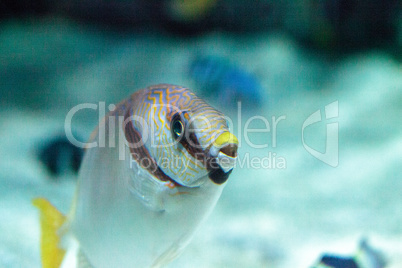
[172,117,184,140]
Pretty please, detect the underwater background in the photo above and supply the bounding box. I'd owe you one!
[0,1,401,267]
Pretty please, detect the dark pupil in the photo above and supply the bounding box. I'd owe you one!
[173,120,183,138]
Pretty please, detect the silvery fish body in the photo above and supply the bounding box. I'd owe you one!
[56,84,238,267]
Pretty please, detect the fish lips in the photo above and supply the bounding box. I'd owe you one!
[207,157,234,185]
[207,142,237,185]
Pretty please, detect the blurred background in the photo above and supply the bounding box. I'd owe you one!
[0,1,401,267]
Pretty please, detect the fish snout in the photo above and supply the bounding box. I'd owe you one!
[207,132,238,184]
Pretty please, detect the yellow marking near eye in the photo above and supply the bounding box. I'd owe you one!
[139,102,148,119]
[153,117,159,131]
[182,150,198,166]
[183,172,195,179]
[194,109,218,118]
[140,103,146,116]
[208,120,221,130]
[147,94,157,105]
[186,164,197,173]
[178,93,192,106]
[202,133,218,145]
[169,95,180,107]
[154,90,164,106]
[169,87,186,95]
[158,111,165,129]
[193,103,210,110]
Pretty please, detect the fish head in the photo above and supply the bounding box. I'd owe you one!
[165,99,238,186]
[127,84,238,188]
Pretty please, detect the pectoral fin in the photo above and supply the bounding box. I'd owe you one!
[33,198,66,268]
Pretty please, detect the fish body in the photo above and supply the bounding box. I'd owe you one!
[34,84,238,267]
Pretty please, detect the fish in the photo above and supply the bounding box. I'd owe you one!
[33,84,238,268]
[38,135,84,176]
[167,0,217,22]
[189,55,262,107]
[312,239,386,268]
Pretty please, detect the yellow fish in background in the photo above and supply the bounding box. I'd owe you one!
[33,84,238,267]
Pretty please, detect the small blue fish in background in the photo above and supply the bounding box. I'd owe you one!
[189,55,263,108]
[313,239,387,268]
[38,135,84,177]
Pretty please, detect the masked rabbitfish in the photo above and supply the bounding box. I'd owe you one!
[33,84,238,268]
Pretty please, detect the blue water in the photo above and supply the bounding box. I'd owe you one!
[1,19,401,267]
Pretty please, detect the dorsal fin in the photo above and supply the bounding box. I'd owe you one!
[33,198,66,268]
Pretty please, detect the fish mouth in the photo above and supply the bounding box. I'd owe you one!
[207,132,238,184]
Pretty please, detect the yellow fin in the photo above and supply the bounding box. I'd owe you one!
[32,198,66,268]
